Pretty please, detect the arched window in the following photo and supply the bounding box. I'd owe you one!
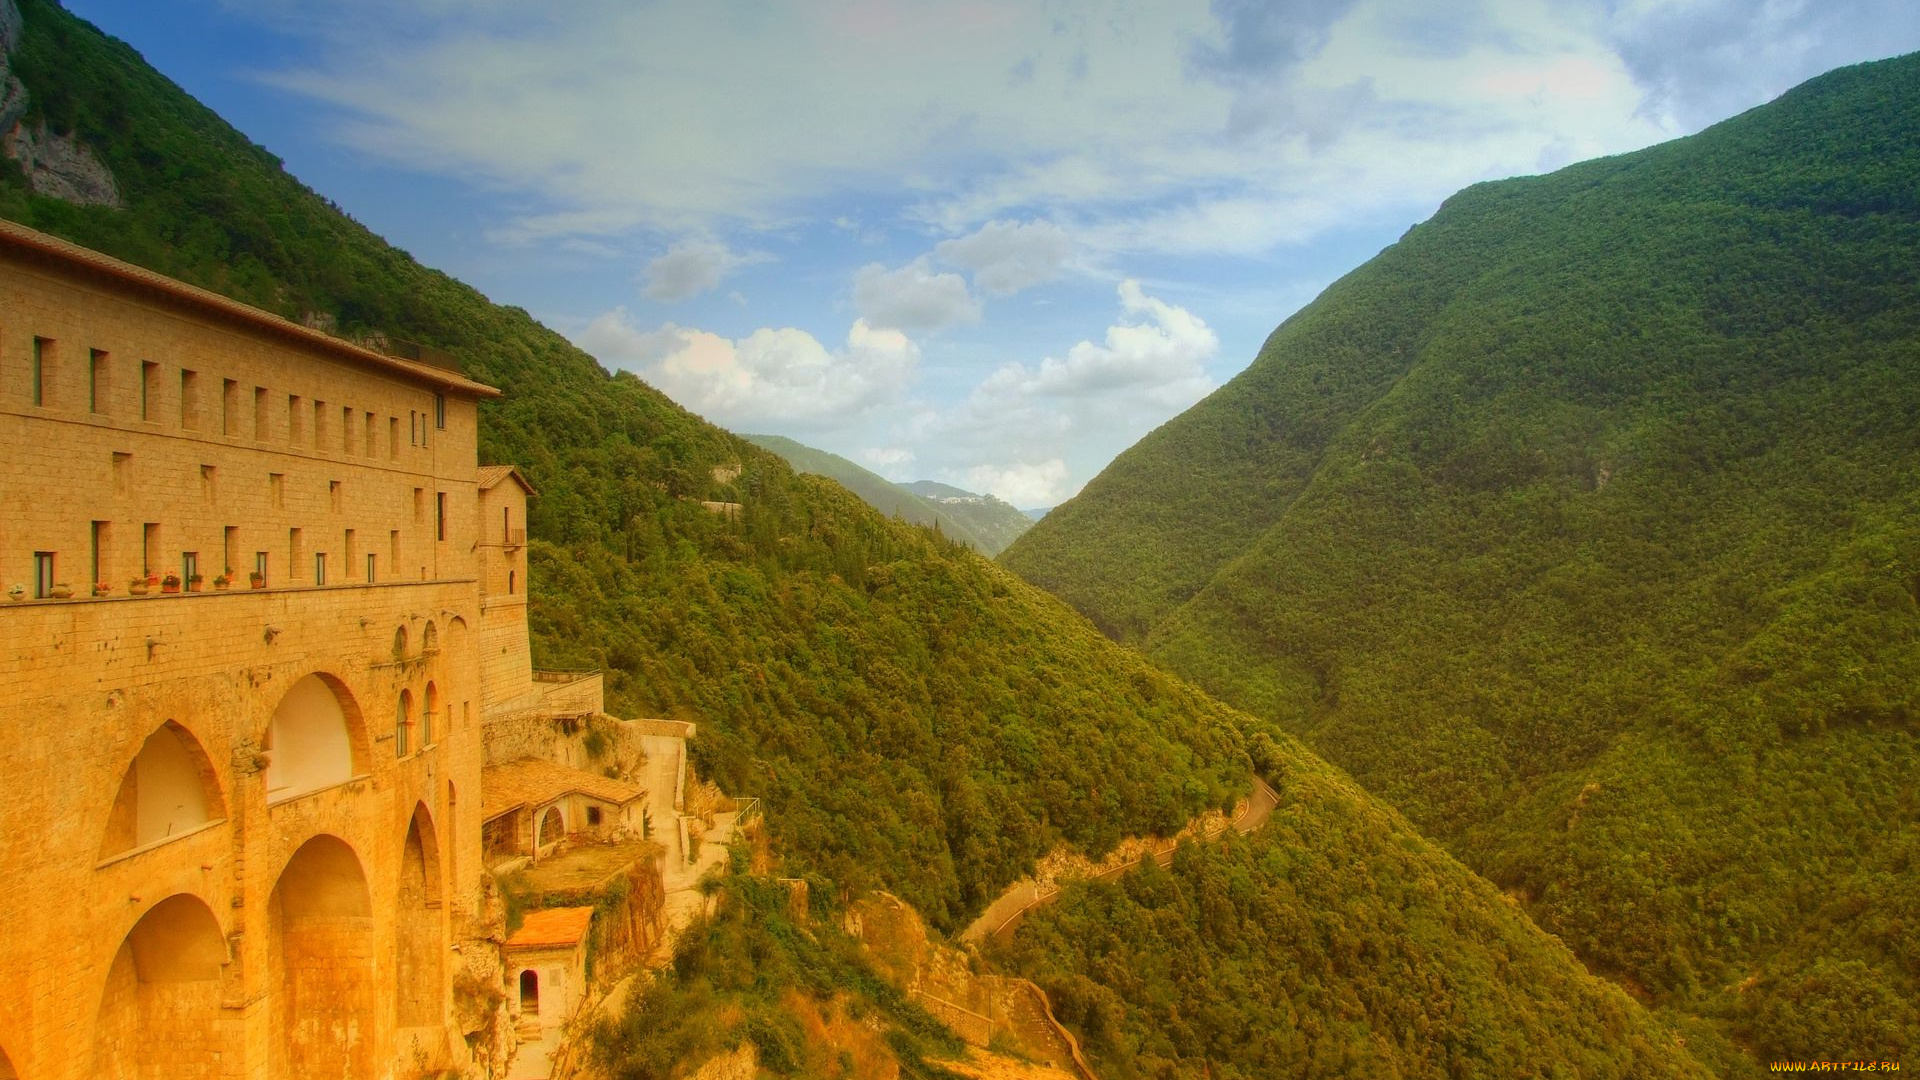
[422,620,439,654]
[396,689,413,758]
[101,721,226,857]
[508,569,516,594]
[423,682,438,747]
[265,675,362,804]
[392,626,408,662]
[538,806,563,848]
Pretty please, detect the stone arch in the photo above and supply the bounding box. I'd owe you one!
[422,620,439,654]
[269,835,375,1079]
[264,674,366,804]
[91,894,230,1079]
[392,625,409,661]
[396,804,444,1028]
[518,968,540,1017]
[100,721,226,858]
[396,688,414,757]
[538,806,564,848]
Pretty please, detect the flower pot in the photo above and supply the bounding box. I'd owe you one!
[161,582,181,594]
[145,575,160,587]
[249,579,266,589]
[128,583,148,596]
[186,581,203,593]
[213,580,231,591]
[50,584,73,599]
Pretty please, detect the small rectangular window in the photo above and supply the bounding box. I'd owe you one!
[314,551,327,586]
[409,410,418,446]
[366,552,377,584]
[180,369,199,429]
[364,411,376,457]
[181,551,199,587]
[33,552,54,598]
[223,379,241,436]
[143,523,160,577]
[345,529,357,576]
[254,551,269,587]
[330,479,343,513]
[390,530,401,573]
[342,405,353,455]
[90,349,109,414]
[31,337,51,407]
[288,394,304,444]
[224,526,240,576]
[141,362,159,421]
[389,416,400,459]
[436,491,448,542]
[111,451,131,496]
[91,521,109,586]
[313,399,326,447]
[200,464,217,504]
[413,487,425,522]
[254,386,269,439]
[435,392,446,430]
[288,528,303,581]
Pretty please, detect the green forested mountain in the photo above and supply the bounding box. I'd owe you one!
[4,1,1722,1072]
[742,434,1030,556]
[1003,53,1920,1064]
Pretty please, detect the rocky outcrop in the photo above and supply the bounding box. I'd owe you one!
[0,0,123,208]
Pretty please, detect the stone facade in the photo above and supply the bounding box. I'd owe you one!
[0,221,530,1079]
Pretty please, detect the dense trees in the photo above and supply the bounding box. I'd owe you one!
[1004,53,1920,1064]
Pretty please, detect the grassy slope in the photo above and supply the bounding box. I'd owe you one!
[1003,54,1920,1064]
[2,2,1720,1069]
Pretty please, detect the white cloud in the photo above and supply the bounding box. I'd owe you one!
[859,447,916,475]
[641,239,767,302]
[851,258,981,332]
[934,219,1075,295]
[952,460,1071,508]
[574,308,916,430]
[905,280,1218,508]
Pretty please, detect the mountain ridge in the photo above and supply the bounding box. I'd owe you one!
[1003,52,1920,1065]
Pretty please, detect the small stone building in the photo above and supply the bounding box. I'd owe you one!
[481,757,647,866]
[503,906,595,1035]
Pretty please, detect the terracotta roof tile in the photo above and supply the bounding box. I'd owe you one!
[505,906,595,949]
[482,757,644,820]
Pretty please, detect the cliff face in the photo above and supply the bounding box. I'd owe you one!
[0,0,119,207]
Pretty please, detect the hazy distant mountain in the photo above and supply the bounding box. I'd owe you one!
[899,480,1033,554]
[1020,506,1050,521]
[744,435,1030,555]
[1003,53,1920,1064]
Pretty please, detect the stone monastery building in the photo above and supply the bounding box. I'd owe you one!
[0,220,550,1079]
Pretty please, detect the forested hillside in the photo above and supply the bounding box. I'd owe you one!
[1003,53,1920,1064]
[2,1,1724,1071]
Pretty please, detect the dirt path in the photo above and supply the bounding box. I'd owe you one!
[960,774,1279,945]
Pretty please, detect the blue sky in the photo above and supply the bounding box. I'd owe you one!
[64,0,1920,507]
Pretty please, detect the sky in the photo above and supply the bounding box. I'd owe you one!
[63,0,1920,508]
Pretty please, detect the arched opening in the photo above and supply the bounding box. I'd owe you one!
[508,569,516,594]
[518,969,539,1017]
[100,721,226,858]
[269,835,375,1079]
[422,620,439,654]
[392,625,409,661]
[395,804,444,1028]
[91,894,229,1079]
[264,674,363,804]
[538,806,564,849]
[396,689,414,757]
[423,682,439,747]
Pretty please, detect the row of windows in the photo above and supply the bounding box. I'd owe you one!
[18,517,491,597]
[17,336,448,455]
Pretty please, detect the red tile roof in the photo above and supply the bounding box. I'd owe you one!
[482,758,644,821]
[505,906,594,949]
